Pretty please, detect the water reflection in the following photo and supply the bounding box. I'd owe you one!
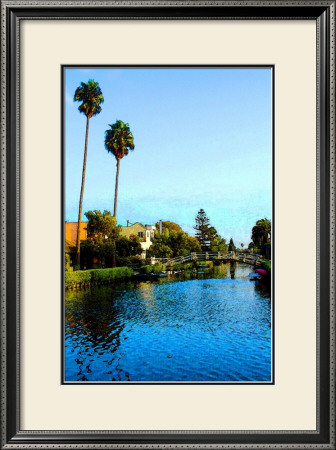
[65,288,128,381]
[230,261,236,279]
[65,263,272,382]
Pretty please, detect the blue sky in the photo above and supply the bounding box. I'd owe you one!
[64,67,272,246]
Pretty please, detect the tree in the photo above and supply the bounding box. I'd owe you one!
[147,242,172,258]
[155,221,182,234]
[202,225,228,252]
[166,230,201,257]
[116,236,142,258]
[73,80,104,268]
[228,238,236,252]
[211,236,228,252]
[83,210,121,268]
[180,234,202,255]
[248,242,256,253]
[80,236,111,269]
[104,120,135,219]
[85,210,120,240]
[251,218,271,247]
[194,209,211,250]
[148,221,202,258]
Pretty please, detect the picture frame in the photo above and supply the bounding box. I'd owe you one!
[1,1,334,448]
[62,63,276,386]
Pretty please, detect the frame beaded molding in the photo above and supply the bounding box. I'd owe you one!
[1,445,336,449]
[329,1,335,445]
[0,0,334,6]
[0,1,335,449]
[0,1,7,448]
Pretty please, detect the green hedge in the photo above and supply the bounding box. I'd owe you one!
[91,267,133,282]
[65,267,133,290]
[196,260,213,268]
[261,260,271,274]
[139,264,165,274]
[172,262,193,271]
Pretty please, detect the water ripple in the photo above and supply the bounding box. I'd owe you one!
[65,263,272,382]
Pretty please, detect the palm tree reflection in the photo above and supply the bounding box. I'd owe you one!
[65,285,126,380]
[230,261,236,279]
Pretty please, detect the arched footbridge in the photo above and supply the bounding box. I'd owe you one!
[150,252,264,268]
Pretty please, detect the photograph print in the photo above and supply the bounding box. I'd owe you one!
[63,66,273,383]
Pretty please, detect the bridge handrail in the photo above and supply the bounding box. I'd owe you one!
[150,251,263,267]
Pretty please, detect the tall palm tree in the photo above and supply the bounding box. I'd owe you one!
[251,218,271,247]
[104,120,135,219]
[74,79,104,268]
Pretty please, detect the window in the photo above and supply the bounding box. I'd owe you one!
[138,232,144,238]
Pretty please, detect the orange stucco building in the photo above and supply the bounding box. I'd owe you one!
[65,221,88,246]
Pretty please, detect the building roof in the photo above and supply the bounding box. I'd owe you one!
[65,221,88,225]
[120,222,145,228]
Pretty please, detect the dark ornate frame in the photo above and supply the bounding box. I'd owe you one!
[1,1,335,448]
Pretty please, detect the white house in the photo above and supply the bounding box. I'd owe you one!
[119,221,156,258]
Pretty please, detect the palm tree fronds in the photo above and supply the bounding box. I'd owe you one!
[74,79,104,119]
[104,120,135,160]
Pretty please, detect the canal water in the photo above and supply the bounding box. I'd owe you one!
[64,263,272,382]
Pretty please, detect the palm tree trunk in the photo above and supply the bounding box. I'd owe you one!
[112,158,120,268]
[113,158,120,218]
[112,244,117,268]
[75,116,90,269]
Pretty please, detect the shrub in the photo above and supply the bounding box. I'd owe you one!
[139,265,152,274]
[139,264,165,274]
[65,253,72,272]
[116,257,133,267]
[116,256,146,268]
[65,266,133,289]
[91,267,133,283]
[171,262,193,271]
[196,260,213,268]
[261,260,271,275]
[129,256,146,266]
[151,264,166,273]
[65,270,92,289]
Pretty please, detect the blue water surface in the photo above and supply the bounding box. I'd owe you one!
[65,263,272,382]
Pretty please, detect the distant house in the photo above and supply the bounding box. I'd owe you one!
[65,221,88,247]
[65,220,155,259]
[120,221,155,257]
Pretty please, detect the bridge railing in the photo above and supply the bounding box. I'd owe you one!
[150,251,263,267]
